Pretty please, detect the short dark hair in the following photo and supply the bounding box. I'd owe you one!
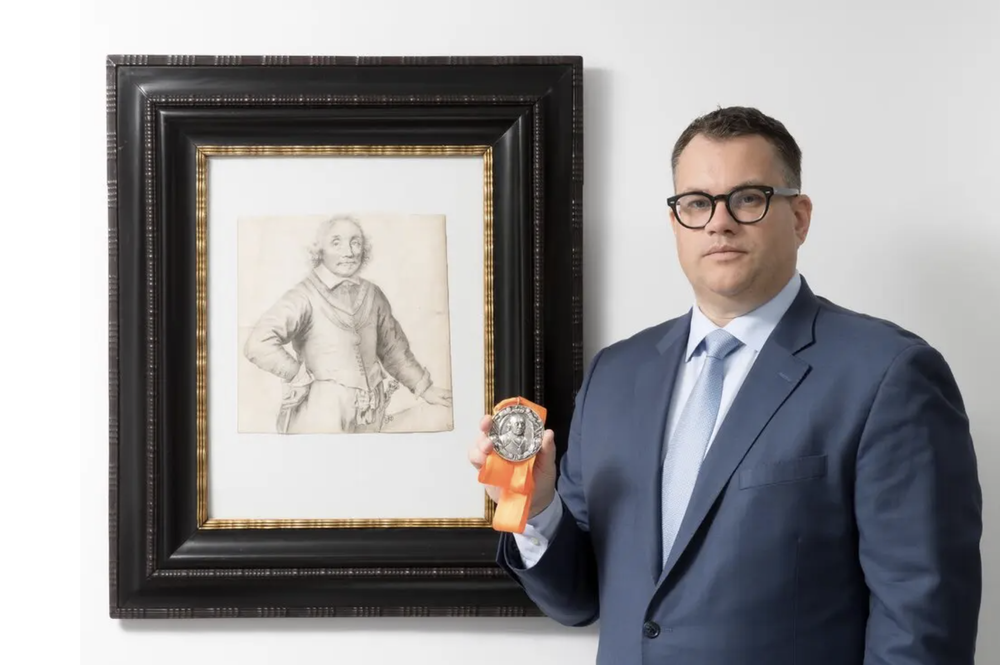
[671,106,802,190]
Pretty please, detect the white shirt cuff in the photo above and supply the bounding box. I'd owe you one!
[512,493,563,569]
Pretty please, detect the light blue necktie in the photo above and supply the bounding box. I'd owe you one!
[660,328,743,564]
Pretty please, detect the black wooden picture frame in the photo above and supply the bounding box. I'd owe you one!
[107,55,584,618]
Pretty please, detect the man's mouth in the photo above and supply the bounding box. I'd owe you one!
[705,246,745,257]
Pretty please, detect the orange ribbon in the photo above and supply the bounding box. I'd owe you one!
[478,396,547,533]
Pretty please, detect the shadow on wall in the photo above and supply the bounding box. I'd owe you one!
[896,233,1000,660]
[580,66,613,363]
[118,616,601,636]
[118,66,617,641]
[901,233,999,662]
[807,227,998,660]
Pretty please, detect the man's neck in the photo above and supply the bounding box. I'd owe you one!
[698,306,749,328]
[695,273,796,327]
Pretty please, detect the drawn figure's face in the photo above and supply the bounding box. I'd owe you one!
[322,220,365,277]
[507,415,526,437]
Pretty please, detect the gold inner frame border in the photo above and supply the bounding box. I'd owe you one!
[193,144,496,530]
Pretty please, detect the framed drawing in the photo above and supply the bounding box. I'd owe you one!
[107,55,584,618]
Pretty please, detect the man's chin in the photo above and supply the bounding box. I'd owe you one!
[331,263,359,277]
[700,272,753,298]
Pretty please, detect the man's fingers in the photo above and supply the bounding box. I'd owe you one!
[540,429,555,458]
[469,431,495,469]
[479,414,493,433]
[468,443,488,469]
[470,416,494,469]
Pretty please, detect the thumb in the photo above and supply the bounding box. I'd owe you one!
[537,429,556,468]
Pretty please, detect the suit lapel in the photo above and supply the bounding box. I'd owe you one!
[633,312,690,584]
[655,280,821,588]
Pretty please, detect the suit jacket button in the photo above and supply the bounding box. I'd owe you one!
[643,621,660,638]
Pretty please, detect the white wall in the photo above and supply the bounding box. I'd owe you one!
[26,0,995,662]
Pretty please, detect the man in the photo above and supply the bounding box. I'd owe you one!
[469,107,982,664]
[244,214,452,433]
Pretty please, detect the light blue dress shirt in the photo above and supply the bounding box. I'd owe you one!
[513,272,803,567]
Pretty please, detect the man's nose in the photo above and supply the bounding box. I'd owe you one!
[705,201,740,234]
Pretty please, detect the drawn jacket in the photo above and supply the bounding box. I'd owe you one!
[242,269,432,398]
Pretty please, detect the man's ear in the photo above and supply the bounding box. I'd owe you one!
[792,194,812,245]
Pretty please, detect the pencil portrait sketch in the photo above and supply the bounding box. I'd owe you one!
[237,213,454,435]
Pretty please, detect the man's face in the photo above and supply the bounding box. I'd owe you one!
[321,220,364,277]
[671,134,811,313]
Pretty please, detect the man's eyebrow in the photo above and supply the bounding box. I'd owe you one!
[674,179,767,196]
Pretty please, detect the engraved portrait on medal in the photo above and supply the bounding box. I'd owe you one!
[489,404,544,461]
[238,212,454,435]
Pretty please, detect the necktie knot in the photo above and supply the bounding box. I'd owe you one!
[703,329,743,360]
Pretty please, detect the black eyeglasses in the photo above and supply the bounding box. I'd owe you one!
[667,185,799,229]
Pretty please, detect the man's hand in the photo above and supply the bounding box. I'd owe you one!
[421,385,452,406]
[468,414,558,518]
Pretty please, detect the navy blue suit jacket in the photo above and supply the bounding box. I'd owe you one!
[498,278,982,664]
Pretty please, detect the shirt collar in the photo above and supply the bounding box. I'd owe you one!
[314,263,361,290]
[685,271,802,361]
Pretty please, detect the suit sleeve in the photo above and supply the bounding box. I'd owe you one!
[495,348,605,627]
[511,494,564,568]
[856,343,982,665]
